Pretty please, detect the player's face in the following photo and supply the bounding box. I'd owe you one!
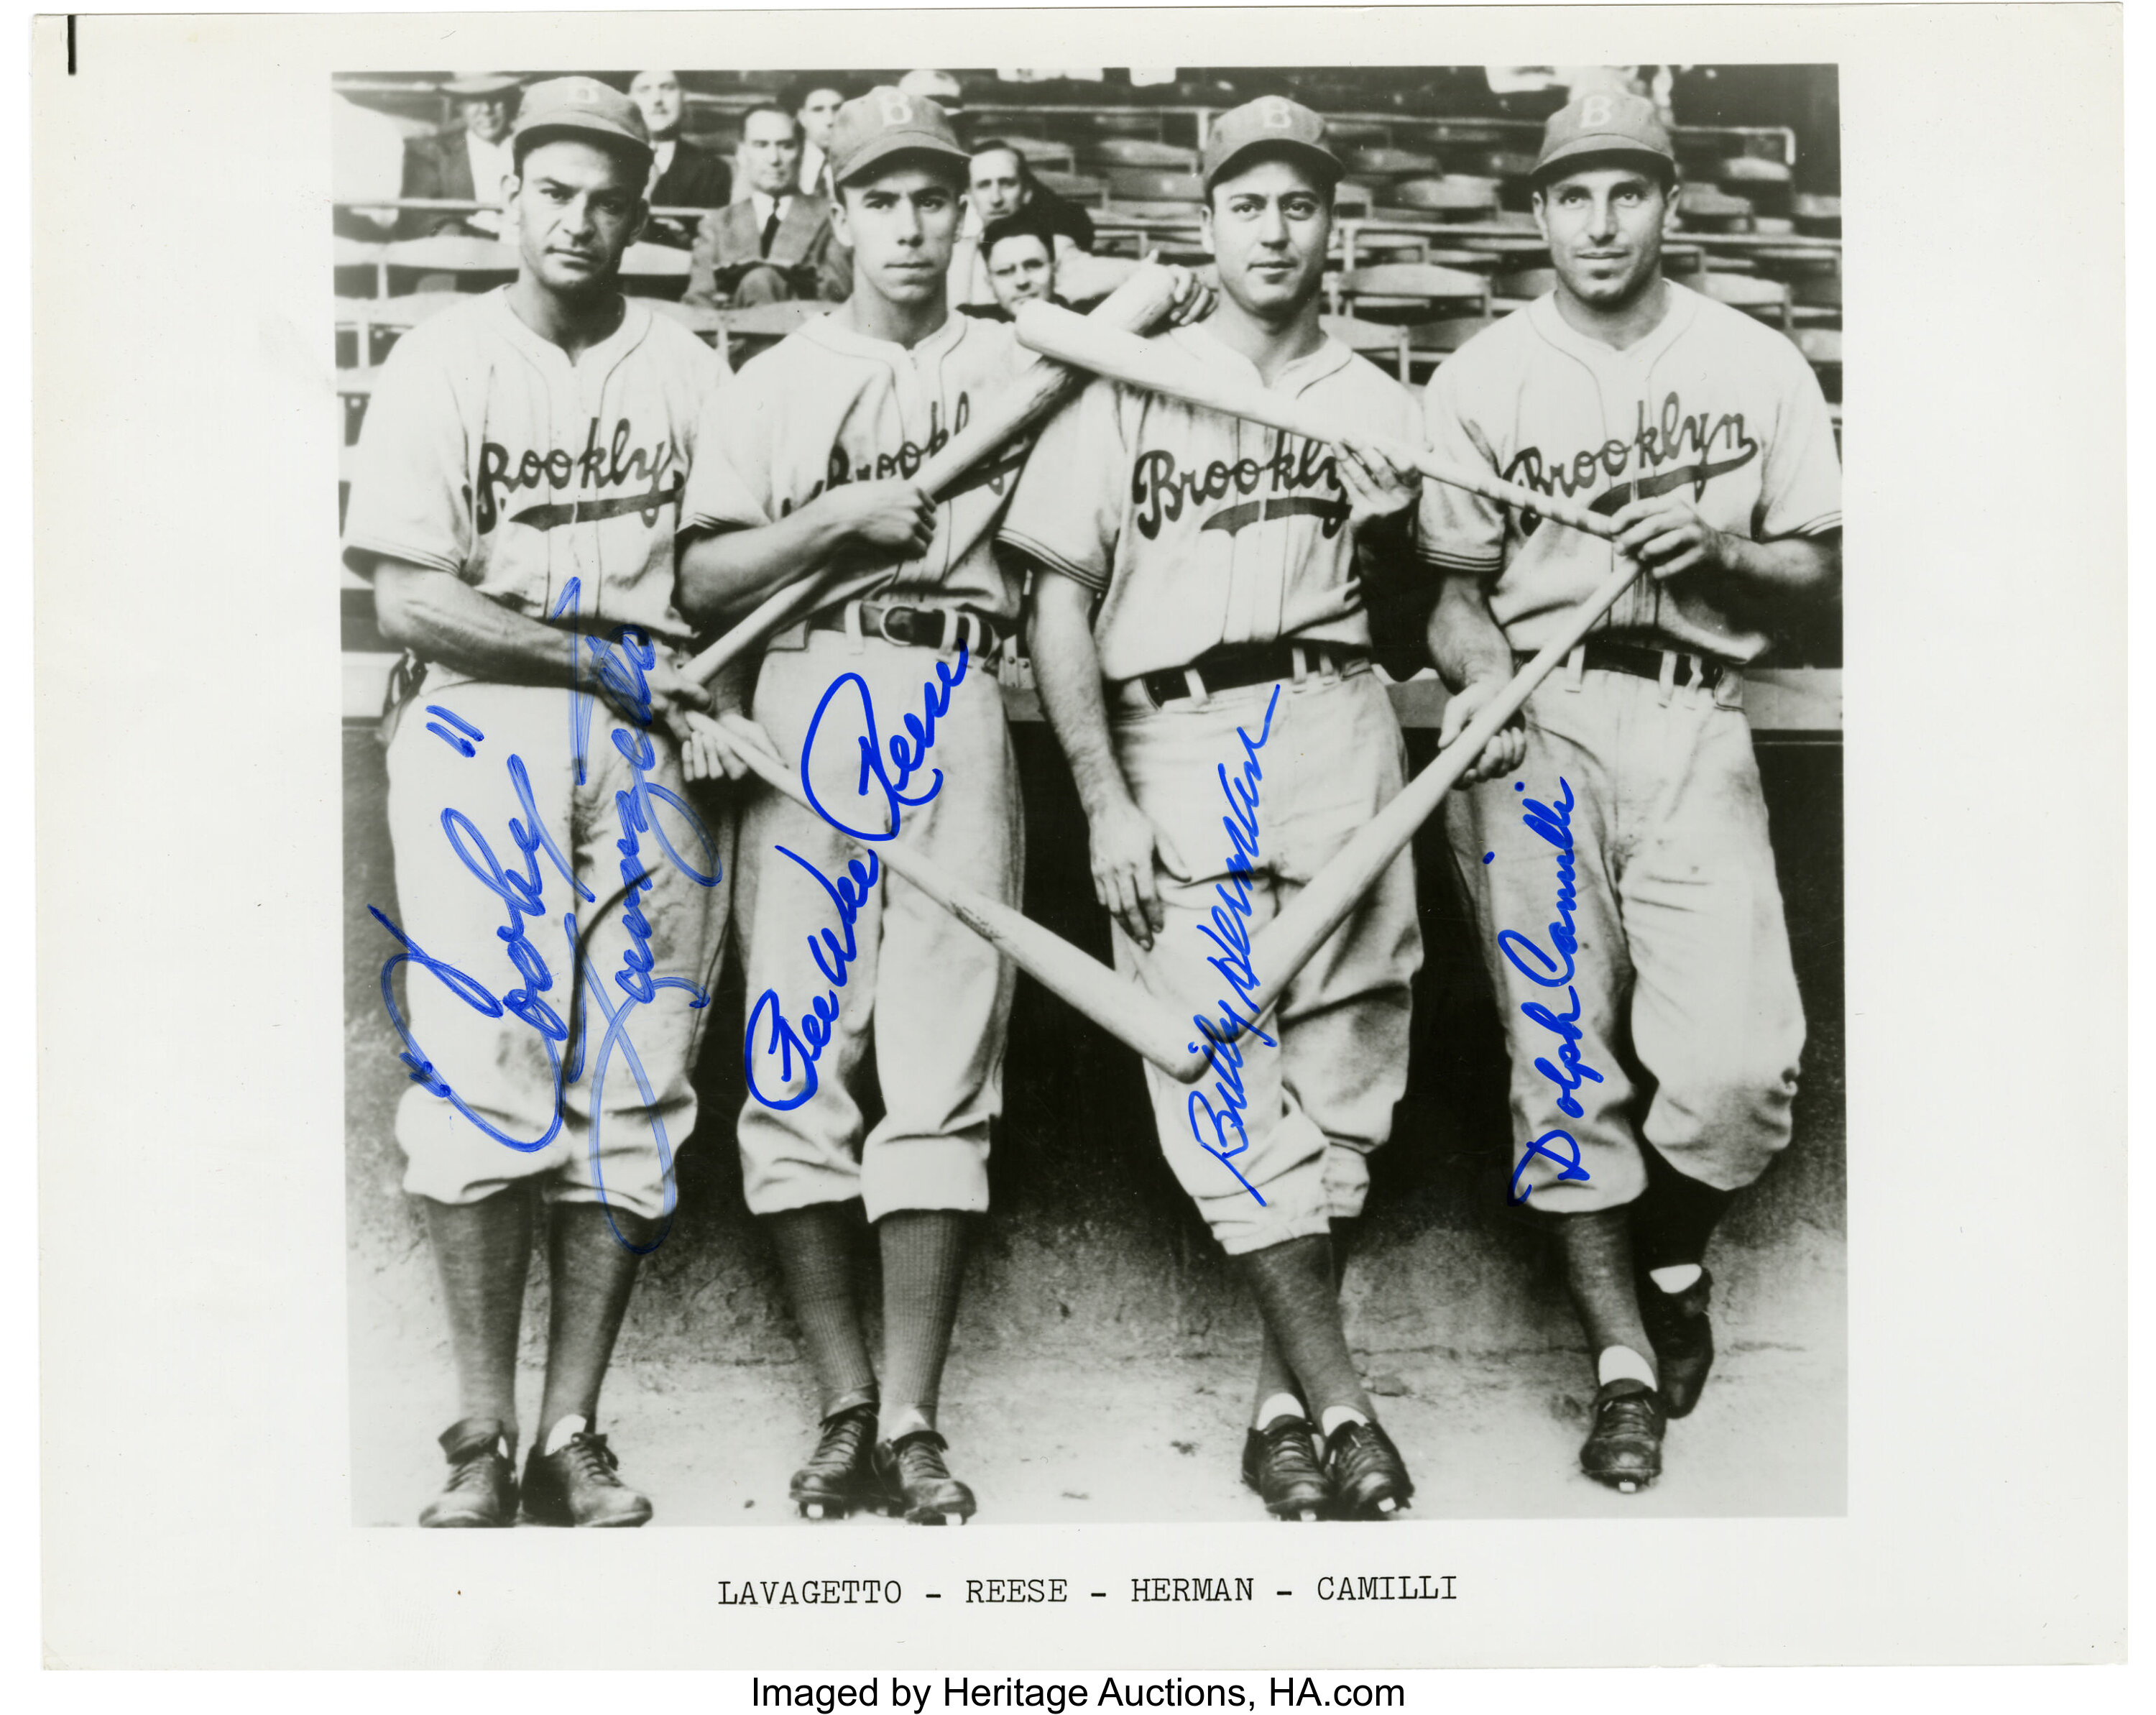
[629,72,683,139]
[1534,165,1673,310]
[985,234,1054,312]
[969,149,1028,222]
[833,164,962,307]
[1202,158,1332,318]
[740,109,804,196]
[463,93,515,144]
[797,88,844,150]
[512,139,646,298]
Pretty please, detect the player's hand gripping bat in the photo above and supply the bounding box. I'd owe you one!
[1012,301,1648,1083]
[676,265,1191,691]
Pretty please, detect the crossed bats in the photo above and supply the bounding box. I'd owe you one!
[682,282,1647,1088]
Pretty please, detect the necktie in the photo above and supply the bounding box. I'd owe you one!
[760,201,783,258]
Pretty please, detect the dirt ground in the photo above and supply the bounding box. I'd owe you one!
[349,1253,1843,1526]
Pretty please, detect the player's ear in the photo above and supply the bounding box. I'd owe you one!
[1198,198,1216,259]
[1529,185,1551,244]
[828,188,855,247]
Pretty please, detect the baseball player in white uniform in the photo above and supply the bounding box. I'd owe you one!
[1421,90,1841,1491]
[345,78,740,1527]
[675,88,1210,1525]
[1003,98,1493,1521]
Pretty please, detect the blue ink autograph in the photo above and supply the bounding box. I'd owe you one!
[742,845,880,1111]
[799,642,969,842]
[370,578,723,1254]
[1183,686,1281,1205]
[1496,776,1600,1205]
[742,644,970,1110]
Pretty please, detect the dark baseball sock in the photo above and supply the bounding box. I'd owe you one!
[422,1187,533,1435]
[1554,1207,1655,1380]
[877,1210,972,1438]
[535,1202,652,1448]
[763,1203,879,1420]
[1631,1144,1736,1274]
[1237,1233,1375,1425]
[1250,1218,1358,1425]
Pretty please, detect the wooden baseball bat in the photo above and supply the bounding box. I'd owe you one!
[1008,303,1643,1085]
[1012,300,1620,541]
[682,267,1188,689]
[719,727,1204,1082]
[1146,552,1652,1080]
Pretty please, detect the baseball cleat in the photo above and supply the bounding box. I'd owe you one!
[1322,1418,1415,1520]
[1241,1417,1332,1522]
[418,1417,518,1528]
[1637,1266,1715,1418]
[1580,1379,1665,1492]
[790,1402,880,1520]
[520,1430,653,1527]
[875,1429,977,1526]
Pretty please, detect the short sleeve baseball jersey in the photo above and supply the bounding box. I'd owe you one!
[998,323,1422,682]
[1417,282,1841,663]
[680,310,1038,623]
[342,288,727,650]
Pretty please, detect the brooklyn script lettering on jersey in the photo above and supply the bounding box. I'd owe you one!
[476,416,683,533]
[770,394,1021,517]
[1501,390,1760,529]
[1132,431,1349,541]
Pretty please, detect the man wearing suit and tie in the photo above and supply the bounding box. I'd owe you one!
[685,104,850,308]
[397,73,522,238]
[630,70,734,249]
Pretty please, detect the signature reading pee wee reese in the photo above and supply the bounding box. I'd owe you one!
[743,643,972,1111]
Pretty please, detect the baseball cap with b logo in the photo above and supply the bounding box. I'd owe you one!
[1201,96,1343,193]
[511,75,653,167]
[1533,88,1677,185]
[827,86,971,187]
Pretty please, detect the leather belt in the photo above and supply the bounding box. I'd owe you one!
[1136,640,1368,709]
[1523,638,1729,692]
[808,599,1004,655]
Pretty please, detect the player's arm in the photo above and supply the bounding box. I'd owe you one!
[366,554,711,737]
[1023,564,1173,951]
[1425,572,1527,784]
[676,482,937,627]
[1608,497,1841,604]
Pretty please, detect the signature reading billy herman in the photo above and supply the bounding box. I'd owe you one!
[1184,685,1282,1205]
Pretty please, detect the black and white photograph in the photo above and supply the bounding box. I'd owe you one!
[33,1,2127,1678]
[334,56,1847,1529]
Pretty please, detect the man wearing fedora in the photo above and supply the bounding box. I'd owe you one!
[397,72,523,238]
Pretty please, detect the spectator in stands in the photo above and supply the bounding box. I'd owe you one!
[898,70,968,140]
[397,73,521,238]
[684,104,850,308]
[791,78,847,200]
[957,210,1071,321]
[951,140,1095,309]
[630,69,732,248]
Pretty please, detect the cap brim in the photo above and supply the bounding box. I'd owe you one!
[446,78,522,97]
[514,120,653,164]
[834,136,971,186]
[1204,138,1343,193]
[1533,137,1676,182]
